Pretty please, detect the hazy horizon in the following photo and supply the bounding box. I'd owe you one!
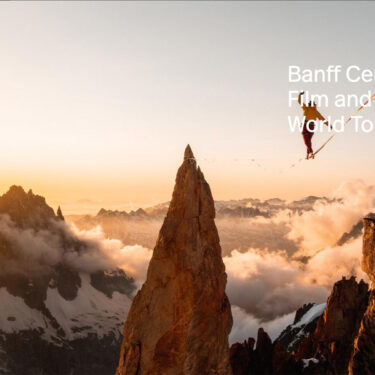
[0,176,354,216]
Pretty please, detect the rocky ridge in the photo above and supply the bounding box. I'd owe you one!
[0,186,136,375]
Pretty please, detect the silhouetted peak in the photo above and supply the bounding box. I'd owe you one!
[57,206,65,221]
[0,185,56,228]
[6,185,27,198]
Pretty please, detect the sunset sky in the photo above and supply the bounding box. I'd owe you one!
[1,1,375,214]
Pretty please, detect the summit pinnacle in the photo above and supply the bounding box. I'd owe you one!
[116,146,233,375]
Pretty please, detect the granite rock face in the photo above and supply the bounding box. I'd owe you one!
[309,277,368,374]
[361,218,375,283]
[116,145,233,375]
[230,277,369,375]
[349,218,375,375]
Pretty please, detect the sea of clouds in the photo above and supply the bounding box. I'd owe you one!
[1,179,373,345]
[65,180,375,343]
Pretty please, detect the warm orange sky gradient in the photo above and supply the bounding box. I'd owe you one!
[1,152,373,215]
[1,2,375,214]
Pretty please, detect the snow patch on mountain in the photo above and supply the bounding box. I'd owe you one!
[0,272,131,347]
[0,288,47,334]
[277,302,326,352]
[45,273,131,341]
[286,303,326,350]
[0,342,10,374]
[292,303,326,329]
[302,358,319,368]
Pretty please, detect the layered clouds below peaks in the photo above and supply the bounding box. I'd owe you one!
[288,180,375,257]
[1,179,372,344]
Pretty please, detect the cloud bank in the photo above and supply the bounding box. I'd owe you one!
[288,180,375,257]
[67,180,374,343]
[1,179,373,345]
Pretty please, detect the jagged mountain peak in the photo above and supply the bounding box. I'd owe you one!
[184,143,194,160]
[3,185,44,203]
[167,146,215,221]
[0,185,56,229]
[56,205,64,221]
[0,185,136,375]
[116,147,232,375]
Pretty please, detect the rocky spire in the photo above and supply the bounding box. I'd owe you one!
[349,218,375,375]
[116,145,233,375]
[56,206,65,221]
[361,217,375,283]
[312,276,369,374]
[184,144,194,160]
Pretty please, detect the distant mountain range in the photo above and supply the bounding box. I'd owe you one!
[92,195,335,221]
[69,195,337,257]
